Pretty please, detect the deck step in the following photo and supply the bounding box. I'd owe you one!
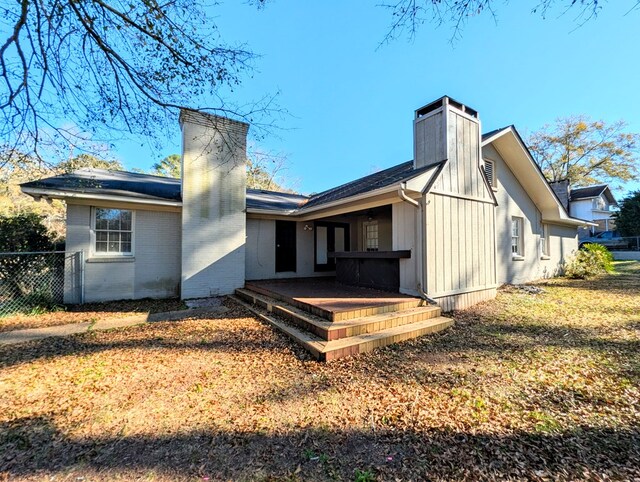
[236,288,442,341]
[244,282,424,321]
[230,294,453,361]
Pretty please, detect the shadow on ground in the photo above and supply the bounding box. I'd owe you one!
[1,416,638,480]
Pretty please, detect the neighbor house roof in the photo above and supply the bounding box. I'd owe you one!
[570,184,618,206]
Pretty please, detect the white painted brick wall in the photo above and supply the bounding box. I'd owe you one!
[65,203,181,302]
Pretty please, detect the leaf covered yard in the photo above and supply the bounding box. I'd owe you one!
[1,263,639,481]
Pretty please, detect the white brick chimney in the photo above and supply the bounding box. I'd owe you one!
[179,110,249,298]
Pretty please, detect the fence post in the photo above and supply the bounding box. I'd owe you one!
[79,249,85,304]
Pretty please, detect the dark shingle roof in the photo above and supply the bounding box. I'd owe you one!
[246,189,308,211]
[570,185,607,200]
[22,161,443,213]
[21,168,182,201]
[570,184,618,206]
[482,126,511,141]
[302,160,441,209]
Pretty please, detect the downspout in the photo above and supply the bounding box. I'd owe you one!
[398,183,437,305]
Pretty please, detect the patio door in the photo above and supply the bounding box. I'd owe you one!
[275,221,297,272]
[314,222,350,271]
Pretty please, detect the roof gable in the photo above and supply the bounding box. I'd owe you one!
[481,126,588,226]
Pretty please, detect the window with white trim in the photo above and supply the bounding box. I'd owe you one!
[483,159,496,188]
[363,221,379,252]
[93,208,133,255]
[541,223,550,257]
[511,217,523,257]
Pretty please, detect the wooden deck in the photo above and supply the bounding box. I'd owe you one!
[244,278,423,322]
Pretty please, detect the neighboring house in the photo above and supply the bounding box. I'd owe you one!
[550,182,618,238]
[21,96,590,311]
[570,185,618,236]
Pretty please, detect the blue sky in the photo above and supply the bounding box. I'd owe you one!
[115,1,640,196]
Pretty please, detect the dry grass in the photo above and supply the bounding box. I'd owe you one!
[0,298,187,333]
[0,262,638,481]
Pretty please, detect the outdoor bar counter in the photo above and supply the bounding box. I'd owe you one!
[329,250,411,292]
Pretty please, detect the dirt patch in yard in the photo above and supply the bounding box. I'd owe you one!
[0,263,638,481]
[0,298,187,333]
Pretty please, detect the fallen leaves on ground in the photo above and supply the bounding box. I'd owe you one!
[0,298,187,333]
[0,262,638,481]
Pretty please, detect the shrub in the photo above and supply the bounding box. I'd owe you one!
[564,243,614,279]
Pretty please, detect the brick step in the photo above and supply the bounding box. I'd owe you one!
[235,288,442,341]
[230,295,454,361]
[244,282,423,322]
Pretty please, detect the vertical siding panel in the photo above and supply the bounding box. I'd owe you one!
[427,194,436,294]
[491,205,496,285]
[436,195,445,293]
[468,120,477,198]
[462,118,470,197]
[416,119,424,163]
[464,200,471,289]
[425,118,433,165]
[471,201,478,287]
[451,197,460,290]
[457,115,466,195]
[480,204,489,286]
[443,196,451,292]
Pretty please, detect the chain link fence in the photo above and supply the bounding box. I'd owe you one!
[0,251,83,317]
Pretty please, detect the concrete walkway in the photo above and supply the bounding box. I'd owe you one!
[0,306,227,346]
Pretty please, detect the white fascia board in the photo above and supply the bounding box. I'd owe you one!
[295,184,402,215]
[21,187,183,208]
[246,208,298,216]
[246,183,404,218]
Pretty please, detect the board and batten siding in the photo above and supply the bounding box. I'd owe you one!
[414,109,446,168]
[425,193,496,298]
[429,111,491,201]
[416,102,497,310]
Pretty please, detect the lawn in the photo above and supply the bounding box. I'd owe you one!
[0,262,638,481]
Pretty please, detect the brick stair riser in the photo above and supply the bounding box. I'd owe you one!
[236,289,441,341]
[244,285,424,322]
[322,320,454,361]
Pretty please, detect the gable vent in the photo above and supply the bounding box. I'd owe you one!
[484,160,495,187]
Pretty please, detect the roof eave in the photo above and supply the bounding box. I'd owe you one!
[20,186,183,208]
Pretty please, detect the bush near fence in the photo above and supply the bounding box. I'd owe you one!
[0,251,81,317]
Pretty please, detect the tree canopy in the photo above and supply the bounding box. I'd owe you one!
[0,0,271,163]
[613,191,640,236]
[150,152,294,192]
[381,0,639,42]
[0,151,124,237]
[527,116,639,187]
[152,155,181,179]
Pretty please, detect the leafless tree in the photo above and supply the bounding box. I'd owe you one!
[379,0,639,43]
[0,0,278,166]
